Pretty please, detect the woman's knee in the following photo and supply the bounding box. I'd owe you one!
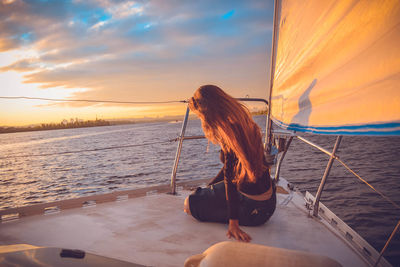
[184,196,191,215]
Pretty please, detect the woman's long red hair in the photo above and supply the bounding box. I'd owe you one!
[189,85,266,183]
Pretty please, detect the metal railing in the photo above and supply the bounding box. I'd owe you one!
[311,136,342,217]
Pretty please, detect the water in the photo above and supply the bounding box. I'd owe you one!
[0,116,399,265]
[279,133,400,266]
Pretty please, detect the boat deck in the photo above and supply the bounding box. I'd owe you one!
[0,179,371,266]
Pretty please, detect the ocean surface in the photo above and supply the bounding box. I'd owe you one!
[1,116,399,265]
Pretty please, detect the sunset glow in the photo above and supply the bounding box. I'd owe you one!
[0,0,273,126]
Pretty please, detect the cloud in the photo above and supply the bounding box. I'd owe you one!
[0,0,273,109]
[0,58,39,71]
[104,1,144,19]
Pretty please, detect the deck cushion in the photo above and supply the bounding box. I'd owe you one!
[184,241,342,267]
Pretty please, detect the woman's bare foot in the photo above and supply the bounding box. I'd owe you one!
[184,196,191,215]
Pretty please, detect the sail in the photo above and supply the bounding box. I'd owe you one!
[270,0,400,135]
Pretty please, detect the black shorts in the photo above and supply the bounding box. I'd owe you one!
[188,181,276,226]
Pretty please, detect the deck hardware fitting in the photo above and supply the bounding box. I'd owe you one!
[304,196,313,211]
[330,218,338,227]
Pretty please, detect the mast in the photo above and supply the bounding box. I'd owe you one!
[265,0,280,152]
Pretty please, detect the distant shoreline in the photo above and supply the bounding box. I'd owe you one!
[0,116,186,134]
[0,119,112,134]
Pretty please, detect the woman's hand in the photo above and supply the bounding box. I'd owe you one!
[227,219,252,242]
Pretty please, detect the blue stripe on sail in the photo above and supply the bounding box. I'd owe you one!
[272,119,400,136]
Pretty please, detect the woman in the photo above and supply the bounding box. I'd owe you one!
[184,85,276,242]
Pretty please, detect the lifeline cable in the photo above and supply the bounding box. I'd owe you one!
[0,96,188,104]
[0,140,176,160]
[336,157,400,210]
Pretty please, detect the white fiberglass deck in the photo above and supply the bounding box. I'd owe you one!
[0,179,371,267]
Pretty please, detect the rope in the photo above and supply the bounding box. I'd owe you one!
[374,219,400,266]
[0,140,175,160]
[0,96,187,104]
[336,157,400,210]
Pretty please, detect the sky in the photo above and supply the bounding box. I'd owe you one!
[0,0,274,126]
